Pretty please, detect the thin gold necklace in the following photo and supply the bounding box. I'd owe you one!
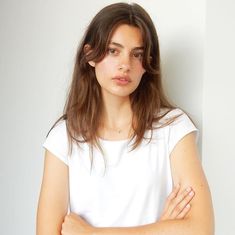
[103,121,132,134]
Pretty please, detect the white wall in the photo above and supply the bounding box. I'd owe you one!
[1,0,223,234]
[203,0,235,234]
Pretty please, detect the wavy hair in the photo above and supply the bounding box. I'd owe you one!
[48,2,176,156]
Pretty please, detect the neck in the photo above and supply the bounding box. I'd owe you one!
[101,94,132,128]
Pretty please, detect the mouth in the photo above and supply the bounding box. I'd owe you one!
[112,76,131,85]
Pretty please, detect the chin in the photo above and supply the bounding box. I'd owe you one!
[102,85,138,98]
[113,89,136,97]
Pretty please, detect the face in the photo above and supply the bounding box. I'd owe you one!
[89,24,146,99]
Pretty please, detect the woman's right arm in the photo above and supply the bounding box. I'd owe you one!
[36,150,69,235]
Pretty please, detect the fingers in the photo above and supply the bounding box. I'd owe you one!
[169,187,194,217]
[167,184,181,202]
[169,187,195,219]
[176,204,191,219]
[162,184,180,215]
[160,185,195,221]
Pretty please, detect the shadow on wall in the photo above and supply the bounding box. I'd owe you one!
[161,33,203,154]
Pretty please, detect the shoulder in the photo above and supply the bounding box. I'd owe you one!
[157,108,196,129]
[153,108,198,153]
[158,108,187,123]
[47,119,67,137]
[44,119,68,147]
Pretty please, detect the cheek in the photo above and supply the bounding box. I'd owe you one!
[135,66,146,80]
[98,57,117,70]
[134,68,146,89]
[140,68,146,77]
[95,58,117,78]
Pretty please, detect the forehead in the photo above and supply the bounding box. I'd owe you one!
[109,24,143,47]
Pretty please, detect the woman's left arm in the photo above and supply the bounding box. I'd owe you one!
[62,132,214,235]
[168,131,214,234]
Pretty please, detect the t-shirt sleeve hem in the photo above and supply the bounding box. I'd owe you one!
[167,109,199,155]
[43,143,69,165]
[169,128,198,154]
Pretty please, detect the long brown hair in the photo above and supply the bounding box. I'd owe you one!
[48,2,176,155]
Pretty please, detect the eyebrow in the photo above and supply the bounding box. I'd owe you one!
[109,42,144,50]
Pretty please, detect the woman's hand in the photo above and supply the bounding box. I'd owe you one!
[160,184,195,221]
[61,186,195,235]
[61,212,96,235]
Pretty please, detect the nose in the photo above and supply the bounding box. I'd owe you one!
[118,53,131,72]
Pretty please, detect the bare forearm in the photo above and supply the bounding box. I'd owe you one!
[95,219,211,235]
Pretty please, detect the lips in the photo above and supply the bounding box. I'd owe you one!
[112,75,131,83]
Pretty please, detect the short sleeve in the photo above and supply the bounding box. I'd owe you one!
[42,120,69,165]
[167,109,199,154]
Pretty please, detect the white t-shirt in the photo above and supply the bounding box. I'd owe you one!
[43,108,198,227]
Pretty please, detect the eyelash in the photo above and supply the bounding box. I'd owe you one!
[132,52,143,59]
[107,48,144,60]
[107,48,119,55]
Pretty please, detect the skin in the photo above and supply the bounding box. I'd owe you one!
[90,25,146,98]
[89,24,146,141]
[37,24,214,235]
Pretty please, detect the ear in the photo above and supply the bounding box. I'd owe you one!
[84,44,95,67]
[88,61,95,67]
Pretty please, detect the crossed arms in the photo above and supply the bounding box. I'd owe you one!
[37,132,214,235]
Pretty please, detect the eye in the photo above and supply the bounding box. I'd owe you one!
[107,48,119,55]
[132,52,144,60]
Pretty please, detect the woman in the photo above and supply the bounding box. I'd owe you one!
[37,2,214,235]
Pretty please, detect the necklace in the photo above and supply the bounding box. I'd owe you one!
[102,121,132,134]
